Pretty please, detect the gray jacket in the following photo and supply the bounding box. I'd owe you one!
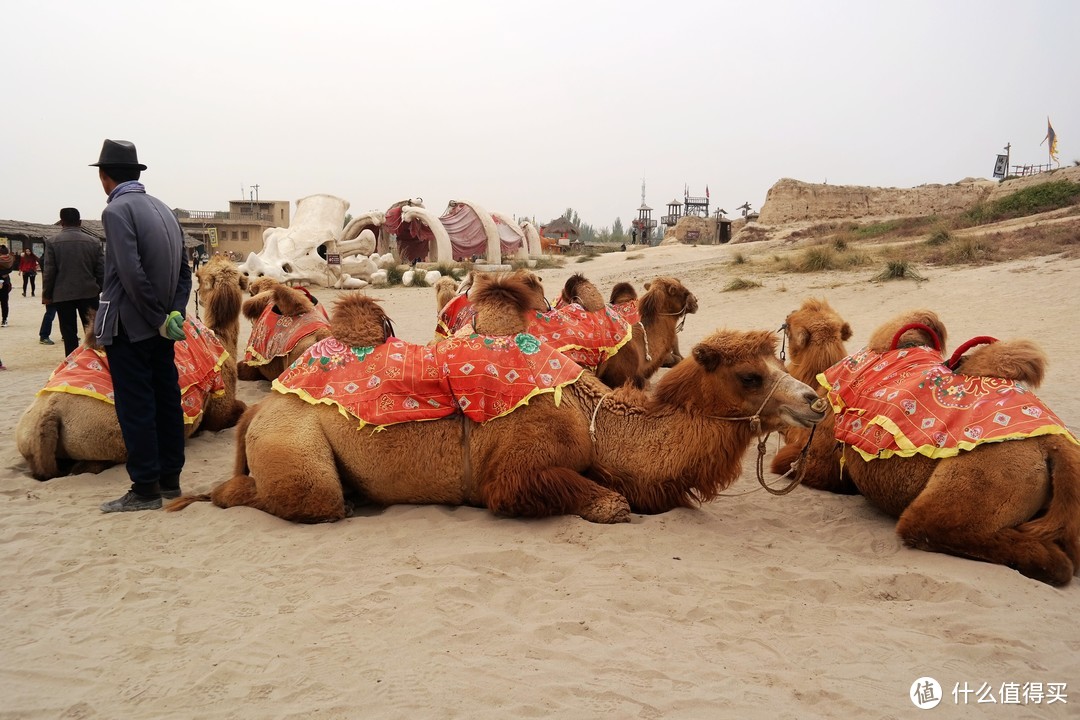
[43,227,104,303]
[95,182,192,344]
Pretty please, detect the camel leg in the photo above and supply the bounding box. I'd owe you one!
[479,464,630,523]
[895,447,1071,585]
[213,419,346,523]
[236,362,263,381]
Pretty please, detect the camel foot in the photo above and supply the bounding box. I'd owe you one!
[579,494,631,524]
[69,460,117,476]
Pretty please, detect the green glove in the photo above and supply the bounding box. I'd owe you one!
[159,311,186,341]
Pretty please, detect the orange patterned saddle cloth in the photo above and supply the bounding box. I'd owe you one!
[435,296,635,369]
[243,301,330,366]
[39,316,229,424]
[820,345,1077,460]
[273,332,584,429]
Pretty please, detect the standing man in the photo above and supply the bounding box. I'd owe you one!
[92,139,191,512]
[43,207,104,356]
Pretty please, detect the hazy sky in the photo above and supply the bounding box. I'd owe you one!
[4,1,1077,230]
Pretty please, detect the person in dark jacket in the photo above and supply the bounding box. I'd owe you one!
[43,207,104,355]
[91,139,192,513]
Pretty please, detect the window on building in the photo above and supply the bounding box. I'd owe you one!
[241,231,249,240]
[232,231,239,240]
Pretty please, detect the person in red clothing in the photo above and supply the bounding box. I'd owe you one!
[19,248,40,297]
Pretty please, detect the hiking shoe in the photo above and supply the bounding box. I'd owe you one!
[1,320,8,327]
[100,491,162,513]
[161,489,182,500]
[39,337,55,345]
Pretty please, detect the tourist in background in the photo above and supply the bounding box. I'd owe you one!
[0,244,12,327]
[43,207,104,356]
[19,248,39,297]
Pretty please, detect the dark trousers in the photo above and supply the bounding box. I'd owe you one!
[53,298,98,356]
[39,304,56,339]
[104,330,185,494]
[22,272,36,295]
[0,284,9,322]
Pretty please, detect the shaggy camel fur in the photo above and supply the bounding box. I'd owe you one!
[237,280,332,381]
[814,309,1080,586]
[15,255,248,480]
[770,298,858,493]
[597,277,698,388]
[170,272,824,524]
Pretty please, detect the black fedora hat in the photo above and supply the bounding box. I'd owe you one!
[90,139,147,170]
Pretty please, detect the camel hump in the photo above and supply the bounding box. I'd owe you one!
[330,293,393,348]
[609,282,637,305]
[951,338,1047,388]
[561,274,605,311]
[271,284,315,316]
[470,271,547,335]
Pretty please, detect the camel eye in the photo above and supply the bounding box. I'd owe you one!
[738,372,763,389]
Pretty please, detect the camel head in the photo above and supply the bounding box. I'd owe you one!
[867,309,948,354]
[330,293,394,347]
[433,276,459,313]
[560,273,605,311]
[195,255,246,339]
[608,282,638,305]
[651,329,826,431]
[951,339,1047,388]
[640,277,698,320]
[783,297,852,386]
[471,271,547,336]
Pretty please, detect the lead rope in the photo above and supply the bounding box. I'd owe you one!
[706,374,809,496]
[637,322,652,362]
[588,392,611,442]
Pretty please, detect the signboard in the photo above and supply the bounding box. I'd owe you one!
[685,230,701,241]
[326,253,341,265]
[992,154,1008,179]
[207,227,219,247]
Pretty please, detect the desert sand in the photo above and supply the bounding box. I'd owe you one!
[1,240,1078,718]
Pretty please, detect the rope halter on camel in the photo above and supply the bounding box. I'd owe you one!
[656,301,690,332]
[706,374,827,496]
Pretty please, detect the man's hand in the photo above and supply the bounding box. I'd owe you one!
[159,311,186,341]
[41,296,50,305]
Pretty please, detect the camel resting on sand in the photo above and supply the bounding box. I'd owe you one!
[770,298,857,493]
[170,271,825,524]
[810,308,1080,586]
[15,255,248,480]
[237,280,331,381]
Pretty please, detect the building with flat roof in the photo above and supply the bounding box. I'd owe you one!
[175,199,290,257]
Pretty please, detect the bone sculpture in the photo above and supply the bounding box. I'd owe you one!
[239,194,349,287]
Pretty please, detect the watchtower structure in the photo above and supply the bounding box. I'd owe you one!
[630,178,657,244]
[684,186,709,218]
[661,198,683,228]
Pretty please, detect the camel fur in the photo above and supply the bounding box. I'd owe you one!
[237,280,332,381]
[15,255,248,481]
[800,307,1080,586]
[169,272,824,524]
[770,298,857,493]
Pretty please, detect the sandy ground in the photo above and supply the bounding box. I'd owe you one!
[1,241,1078,719]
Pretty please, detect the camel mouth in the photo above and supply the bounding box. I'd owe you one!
[780,404,827,428]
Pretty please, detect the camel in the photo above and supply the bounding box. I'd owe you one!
[237,280,332,381]
[811,309,1080,586]
[169,271,825,524]
[597,277,698,388]
[15,255,248,480]
[769,298,858,493]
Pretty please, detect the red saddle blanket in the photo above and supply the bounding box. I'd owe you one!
[243,301,330,366]
[435,297,636,369]
[820,345,1077,460]
[39,316,229,424]
[273,332,584,429]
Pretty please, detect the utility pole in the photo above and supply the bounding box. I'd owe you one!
[250,184,260,203]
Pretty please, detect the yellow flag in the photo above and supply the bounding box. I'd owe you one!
[1042,117,1059,163]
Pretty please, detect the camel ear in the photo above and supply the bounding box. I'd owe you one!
[841,323,852,341]
[692,344,722,372]
[644,281,652,291]
[796,328,811,350]
[239,275,249,292]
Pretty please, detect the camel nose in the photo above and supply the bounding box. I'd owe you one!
[811,397,828,413]
[801,389,819,407]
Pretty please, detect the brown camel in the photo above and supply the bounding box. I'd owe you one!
[15,255,248,480]
[237,280,332,381]
[770,298,857,493]
[811,309,1080,586]
[169,271,824,524]
[596,277,698,388]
